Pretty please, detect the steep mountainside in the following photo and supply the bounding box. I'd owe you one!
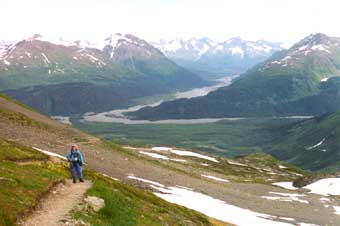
[130,33,340,120]
[152,37,283,78]
[0,34,206,115]
[268,111,340,171]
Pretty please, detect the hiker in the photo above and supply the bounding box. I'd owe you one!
[66,144,84,183]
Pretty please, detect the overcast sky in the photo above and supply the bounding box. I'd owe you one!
[1,0,340,46]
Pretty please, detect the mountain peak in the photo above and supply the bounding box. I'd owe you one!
[105,33,149,48]
[306,33,330,43]
[291,33,335,52]
[103,33,161,60]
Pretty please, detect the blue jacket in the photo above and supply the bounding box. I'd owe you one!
[66,150,83,164]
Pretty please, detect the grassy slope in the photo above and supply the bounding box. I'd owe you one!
[0,138,222,226]
[0,93,36,112]
[75,118,300,157]
[0,95,224,226]
[74,175,219,226]
[0,139,65,226]
[268,112,340,171]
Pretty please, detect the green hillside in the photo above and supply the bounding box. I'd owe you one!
[268,112,340,171]
[0,139,220,226]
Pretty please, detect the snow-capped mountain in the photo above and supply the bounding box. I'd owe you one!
[152,38,218,61]
[129,33,340,120]
[153,37,284,78]
[104,33,164,61]
[0,33,175,72]
[257,33,340,82]
[204,37,282,58]
[0,33,206,115]
[0,34,110,71]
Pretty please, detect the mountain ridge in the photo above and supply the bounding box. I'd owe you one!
[0,33,207,115]
[129,33,340,120]
[152,37,283,78]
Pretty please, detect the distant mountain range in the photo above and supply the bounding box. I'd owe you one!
[0,34,207,115]
[152,37,283,79]
[129,33,340,120]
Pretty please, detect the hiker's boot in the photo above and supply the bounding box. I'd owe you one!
[73,179,76,183]
[80,178,84,183]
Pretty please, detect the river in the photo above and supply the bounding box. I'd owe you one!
[82,75,241,124]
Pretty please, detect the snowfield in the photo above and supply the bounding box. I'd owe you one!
[127,175,310,226]
[303,178,340,196]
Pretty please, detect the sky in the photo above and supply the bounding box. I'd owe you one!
[1,0,340,47]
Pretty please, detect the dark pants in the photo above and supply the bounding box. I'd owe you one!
[70,162,83,181]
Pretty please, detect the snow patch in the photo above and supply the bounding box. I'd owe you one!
[171,159,187,162]
[41,53,50,64]
[303,178,340,196]
[321,77,329,82]
[202,175,229,182]
[272,182,298,190]
[171,149,219,162]
[298,45,308,51]
[306,138,325,150]
[32,147,67,160]
[334,206,340,215]
[51,116,72,125]
[311,44,330,53]
[262,192,308,204]
[151,147,172,151]
[320,197,330,202]
[298,223,320,226]
[230,47,244,57]
[139,151,169,160]
[83,53,106,66]
[102,173,119,181]
[227,160,248,167]
[151,147,218,162]
[127,175,165,187]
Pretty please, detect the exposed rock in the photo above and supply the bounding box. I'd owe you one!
[84,196,105,212]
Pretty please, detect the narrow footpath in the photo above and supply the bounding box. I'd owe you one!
[22,180,92,226]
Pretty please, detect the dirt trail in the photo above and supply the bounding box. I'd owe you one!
[21,180,92,226]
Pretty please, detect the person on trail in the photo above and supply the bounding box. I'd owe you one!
[66,144,84,183]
